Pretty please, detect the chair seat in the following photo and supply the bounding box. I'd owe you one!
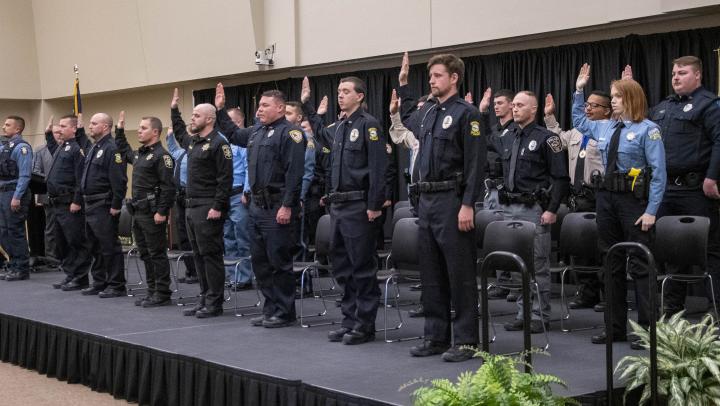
[167,250,193,260]
[377,269,397,281]
[224,257,250,266]
[122,246,137,254]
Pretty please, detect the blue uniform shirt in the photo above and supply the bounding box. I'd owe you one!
[0,134,33,199]
[301,132,316,200]
[572,91,666,215]
[166,132,188,187]
[229,143,250,192]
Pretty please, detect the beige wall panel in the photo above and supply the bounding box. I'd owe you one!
[0,0,41,99]
[136,0,258,84]
[430,0,663,48]
[260,0,295,67]
[32,0,148,98]
[0,99,43,148]
[296,0,432,65]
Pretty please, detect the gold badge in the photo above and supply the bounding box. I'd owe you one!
[20,146,28,155]
[189,145,194,150]
[146,153,154,161]
[115,153,122,163]
[322,146,331,154]
[470,121,481,136]
[202,143,209,151]
[289,130,303,144]
[648,128,662,141]
[222,144,232,159]
[368,128,378,141]
[307,140,315,149]
[546,136,562,153]
[386,143,392,154]
[163,155,174,168]
[349,129,360,142]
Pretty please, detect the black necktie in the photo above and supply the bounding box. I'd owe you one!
[605,122,624,178]
[573,139,587,192]
[507,133,522,192]
[330,120,346,191]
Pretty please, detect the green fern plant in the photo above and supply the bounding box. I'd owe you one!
[615,312,720,405]
[409,349,578,406]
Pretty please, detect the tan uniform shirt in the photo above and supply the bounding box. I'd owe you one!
[544,114,604,185]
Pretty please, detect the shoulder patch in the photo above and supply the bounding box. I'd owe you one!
[546,136,563,153]
[368,127,379,141]
[289,130,303,144]
[20,146,28,155]
[470,121,481,136]
[648,127,662,141]
[163,155,174,168]
[307,140,315,149]
[322,146,331,154]
[115,153,122,164]
[221,144,232,159]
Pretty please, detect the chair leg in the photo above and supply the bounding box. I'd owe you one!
[299,266,335,328]
[173,254,199,306]
[533,281,550,352]
[660,276,670,316]
[706,275,720,323]
[560,267,570,333]
[233,260,261,316]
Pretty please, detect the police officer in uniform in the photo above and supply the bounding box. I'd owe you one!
[81,113,128,297]
[115,112,176,307]
[399,52,486,362]
[302,95,332,250]
[573,64,666,348]
[0,116,33,281]
[493,91,570,334]
[45,114,93,290]
[647,57,720,314]
[544,91,609,309]
[215,84,305,328]
[170,89,233,318]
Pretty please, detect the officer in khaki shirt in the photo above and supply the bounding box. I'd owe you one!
[544,91,611,310]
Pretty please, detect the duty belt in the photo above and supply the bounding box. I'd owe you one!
[83,191,111,211]
[126,193,156,215]
[408,180,456,194]
[325,190,366,204]
[48,193,74,206]
[498,189,538,206]
[185,197,215,208]
[0,182,17,192]
[667,171,703,188]
[594,172,650,200]
[484,178,504,191]
[231,185,245,196]
[251,191,283,209]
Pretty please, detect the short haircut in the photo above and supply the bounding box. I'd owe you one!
[286,101,303,114]
[227,107,245,120]
[141,116,163,133]
[673,55,703,72]
[493,89,515,102]
[6,115,25,132]
[59,114,78,127]
[339,76,367,98]
[261,90,286,104]
[610,79,648,122]
[516,90,538,106]
[427,54,465,84]
[588,90,611,106]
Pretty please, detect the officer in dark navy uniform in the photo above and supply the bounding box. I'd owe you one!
[647,56,720,314]
[45,114,92,290]
[398,52,486,362]
[80,113,128,297]
[0,116,33,281]
[215,84,305,328]
[170,89,233,318]
[115,112,176,307]
[496,91,570,334]
[312,76,387,345]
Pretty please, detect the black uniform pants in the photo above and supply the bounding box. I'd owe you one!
[657,188,720,311]
[132,212,172,300]
[418,192,478,345]
[249,202,296,320]
[304,192,325,249]
[185,203,225,311]
[0,191,30,275]
[174,198,196,277]
[330,200,380,333]
[49,204,91,283]
[85,204,125,291]
[596,190,652,335]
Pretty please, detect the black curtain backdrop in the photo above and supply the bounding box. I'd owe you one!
[194,27,720,201]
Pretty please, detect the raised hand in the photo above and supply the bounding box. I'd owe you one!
[544,94,555,116]
[478,87,492,113]
[77,113,83,128]
[621,65,633,81]
[399,51,409,86]
[45,115,54,133]
[301,76,311,103]
[389,89,399,115]
[118,111,125,129]
[464,92,473,104]
[214,83,225,110]
[317,95,329,115]
[576,63,590,91]
[170,88,180,109]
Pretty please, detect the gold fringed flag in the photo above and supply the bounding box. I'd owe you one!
[73,65,82,114]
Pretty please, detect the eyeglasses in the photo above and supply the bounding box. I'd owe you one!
[583,102,610,109]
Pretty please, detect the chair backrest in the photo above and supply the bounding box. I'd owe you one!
[390,217,420,268]
[654,215,709,268]
[118,204,133,239]
[391,206,415,232]
[559,212,599,262]
[394,200,411,211]
[551,203,569,243]
[314,214,332,258]
[482,220,536,275]
[475,209,504,249]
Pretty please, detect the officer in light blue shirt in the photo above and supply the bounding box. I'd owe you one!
[573,64,665,348]
[166,129,197,283]
[0,116,34,281]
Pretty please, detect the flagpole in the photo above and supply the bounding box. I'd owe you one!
[715,48,720,96]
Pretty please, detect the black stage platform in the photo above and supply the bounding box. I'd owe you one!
[0,269,646,405]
